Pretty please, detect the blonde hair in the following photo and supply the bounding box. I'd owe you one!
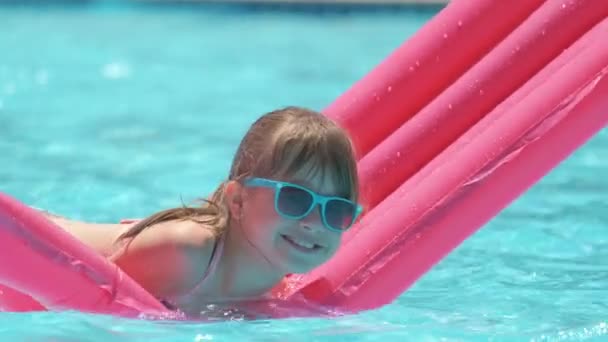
[117,106,359,241]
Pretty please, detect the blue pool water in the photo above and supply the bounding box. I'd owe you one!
[1,2,607,341]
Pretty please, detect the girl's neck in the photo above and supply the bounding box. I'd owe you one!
[210,226,285,301]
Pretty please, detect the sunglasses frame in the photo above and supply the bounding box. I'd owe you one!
[243,177,363,232]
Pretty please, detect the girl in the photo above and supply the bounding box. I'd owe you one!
[44,106,362,315]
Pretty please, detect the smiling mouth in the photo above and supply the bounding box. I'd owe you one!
[281,234,322,253]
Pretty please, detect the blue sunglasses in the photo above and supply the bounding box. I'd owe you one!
[243,177,362,232]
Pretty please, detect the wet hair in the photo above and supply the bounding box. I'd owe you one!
[116,106,359,242]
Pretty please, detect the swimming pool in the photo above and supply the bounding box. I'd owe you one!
[1,2,607,341]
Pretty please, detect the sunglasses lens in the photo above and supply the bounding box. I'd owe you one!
[325,199,357,231]
[277,186,314,217]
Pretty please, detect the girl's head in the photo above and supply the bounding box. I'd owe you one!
[119,106,361,274]
[224,106,361,274]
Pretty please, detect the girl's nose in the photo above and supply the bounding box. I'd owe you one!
[299,205,324,232]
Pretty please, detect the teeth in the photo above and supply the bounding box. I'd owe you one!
[295,240,315,249]
[285,236,315,249]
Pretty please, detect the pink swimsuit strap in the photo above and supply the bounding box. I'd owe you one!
[185,233,225,295]
[119,218,225,310]
[162,233,225,310]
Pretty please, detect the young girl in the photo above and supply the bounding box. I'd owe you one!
[43,106,363,316]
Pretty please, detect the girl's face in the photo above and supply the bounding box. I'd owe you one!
[236,169,346,274]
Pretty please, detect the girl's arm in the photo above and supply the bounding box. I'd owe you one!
[38,210,126,258]
[38,210,215,300]
[110,219,216,299]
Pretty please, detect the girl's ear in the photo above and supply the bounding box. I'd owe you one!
[224,180,244,218]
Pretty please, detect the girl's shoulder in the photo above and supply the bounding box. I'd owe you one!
[112,219,218,299]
